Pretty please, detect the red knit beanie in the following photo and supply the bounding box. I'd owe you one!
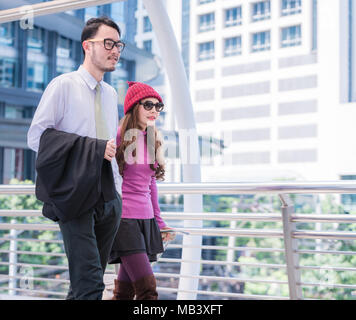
[124,81,163,114]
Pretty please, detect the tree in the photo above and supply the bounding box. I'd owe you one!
[0,179,67,296]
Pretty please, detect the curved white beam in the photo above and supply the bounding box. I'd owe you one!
[142,0,203,300]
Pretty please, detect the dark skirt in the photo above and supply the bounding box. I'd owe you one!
[108,218,164,264]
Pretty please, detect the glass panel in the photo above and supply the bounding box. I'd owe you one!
[27,62,47,92]
[56,35,72,58]
[143,40,152,53]
[3,104,33,119]
[225,7,242,27]
[0,57,18,88]
[282,0,302,16]
[224,37,242,57]
[3,148,24,184]
[143,16,152,32]
[199,13,215,32]
[252,1,271,22]
[252,31,271,52]
[0,22,15,47]
[27,26,45,53]
[198,41,215,61]
[281,25,302,47]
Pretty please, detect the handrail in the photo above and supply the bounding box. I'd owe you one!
[1,222,355,240]
[1,210,356,224]
[2,181,356,195]
[0,183,355,300]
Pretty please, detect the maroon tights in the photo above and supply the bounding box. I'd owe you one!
[117,252,153,282]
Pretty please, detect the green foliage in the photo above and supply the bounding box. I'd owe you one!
[0,179,67,293]
[200,193,356,300]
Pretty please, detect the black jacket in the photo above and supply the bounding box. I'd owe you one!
[35,128,116,222]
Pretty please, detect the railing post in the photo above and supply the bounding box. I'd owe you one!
[279,194,302,300]
[9,219,18,296]
[226,202,237,274]
[178,194,203,300]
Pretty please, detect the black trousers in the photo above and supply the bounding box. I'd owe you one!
[58,195,122,300]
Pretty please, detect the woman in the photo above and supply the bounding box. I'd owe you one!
[109,81,174,300]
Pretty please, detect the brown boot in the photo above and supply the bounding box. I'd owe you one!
[111,279,135,300]
[133,274,158,300]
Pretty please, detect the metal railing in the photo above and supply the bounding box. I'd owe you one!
[0,182,356,300]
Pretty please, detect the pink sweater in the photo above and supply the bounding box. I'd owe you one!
[116,128,166,229]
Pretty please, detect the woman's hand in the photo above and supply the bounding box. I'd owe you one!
[161,226,176,242]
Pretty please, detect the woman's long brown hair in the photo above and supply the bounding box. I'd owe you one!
[116,104,165,180]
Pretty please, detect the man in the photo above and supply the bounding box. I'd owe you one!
[27,17,124,300]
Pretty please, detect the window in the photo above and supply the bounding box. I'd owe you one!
[2,148,24,184]
[198,41,214,61]
[143,16,152,32]
[56,36,76,76]
[57,36,73,58]
[27,26,45,53]
[252,1,271,22]
[199,13,215,32]
[198,0,214,4]
[0,57,18,88]
[281,0,302,16]
[224,36,242,57]
[27,26,48,91]
[3,104,33,119]
[27,62,48,92]
[225,7,242,27]
[143,40,152,53]
[281,25,301,47]
[0,22,15,47]
[252,31,270,52]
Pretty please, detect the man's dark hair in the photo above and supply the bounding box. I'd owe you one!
[81,16,121,56]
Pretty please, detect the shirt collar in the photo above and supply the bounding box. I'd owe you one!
[77,65,104,90]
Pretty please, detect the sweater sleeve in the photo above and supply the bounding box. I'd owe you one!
[150,176,167,229]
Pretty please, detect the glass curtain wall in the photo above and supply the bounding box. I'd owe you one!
[0,22,19,88]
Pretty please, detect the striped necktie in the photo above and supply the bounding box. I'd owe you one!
[95,83,109,140]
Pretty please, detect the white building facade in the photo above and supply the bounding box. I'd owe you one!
[135,0,356,185]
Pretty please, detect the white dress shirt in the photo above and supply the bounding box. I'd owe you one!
[27,65,122,195]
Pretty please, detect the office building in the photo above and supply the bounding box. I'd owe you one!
[0,0,159,184]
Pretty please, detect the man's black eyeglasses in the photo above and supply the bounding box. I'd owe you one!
[87,38,126,53]
[140,100,164,112]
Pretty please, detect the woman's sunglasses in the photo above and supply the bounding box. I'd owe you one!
[139,100,164,112]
